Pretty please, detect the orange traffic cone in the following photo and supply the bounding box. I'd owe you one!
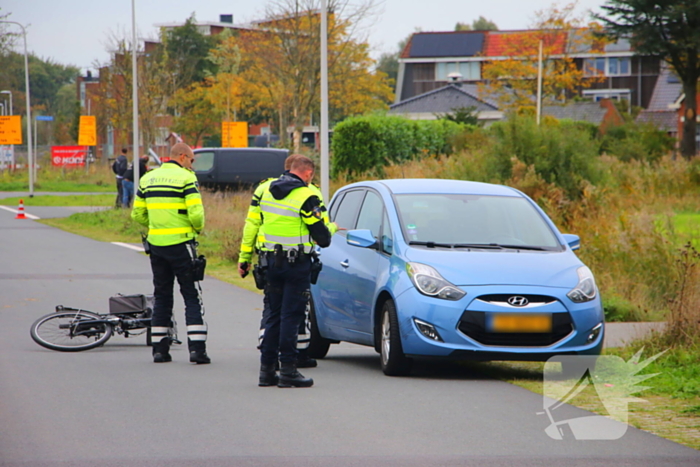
[15,199,27,219]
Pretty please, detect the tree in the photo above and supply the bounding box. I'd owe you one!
[162,14,217,90]
[480,2,602,111]
[206,29,242,122]
[171,81,221,146]
[595,0,700,158]
[224,0,392,150]
[455,16,498,31]
[438,106,480,125]
[95,36,172,151]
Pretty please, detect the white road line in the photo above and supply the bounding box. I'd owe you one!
[0,205,41,220]
[111,242,145,252]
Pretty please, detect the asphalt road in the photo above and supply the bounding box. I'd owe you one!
[1,208,698,467]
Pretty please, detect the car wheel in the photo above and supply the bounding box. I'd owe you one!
[380,300,412,376]
[306,296,331,359]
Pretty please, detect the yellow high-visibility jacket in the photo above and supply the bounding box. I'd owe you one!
[239,179,332,264]
[131,161,204,246]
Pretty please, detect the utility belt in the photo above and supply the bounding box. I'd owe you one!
[253,245,323,290]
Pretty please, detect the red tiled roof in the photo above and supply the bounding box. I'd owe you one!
[483,30,567,57]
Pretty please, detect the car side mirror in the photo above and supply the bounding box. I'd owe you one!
[346,229,378,250]
[562,234,580,251]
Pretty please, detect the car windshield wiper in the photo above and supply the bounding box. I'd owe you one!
[408,241,454,249]
[452,243,504,250]
[492,244,548,251]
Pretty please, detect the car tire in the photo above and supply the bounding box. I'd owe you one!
[380,300,412,376]
[307,296,331,359]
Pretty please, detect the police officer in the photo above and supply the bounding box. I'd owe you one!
[131,142,209,364]
[243,155,336,387]
[239,154,329,368]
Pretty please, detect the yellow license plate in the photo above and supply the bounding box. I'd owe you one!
[489,314,552,333]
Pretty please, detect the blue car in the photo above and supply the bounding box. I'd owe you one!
[308,179,604,376]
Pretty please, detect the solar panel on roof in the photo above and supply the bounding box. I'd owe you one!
[409,33,484,58]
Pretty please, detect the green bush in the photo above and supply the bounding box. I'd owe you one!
[331,114,463,176]
[487,114,602,199]
[600,122,674,162]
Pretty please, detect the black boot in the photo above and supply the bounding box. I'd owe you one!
[259,362,279,387]
[188,340,211,364]
[278,362,313,388]
[152,338,172,363]
[296,349,317,368]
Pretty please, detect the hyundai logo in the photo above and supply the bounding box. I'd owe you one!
[507,296,529,307]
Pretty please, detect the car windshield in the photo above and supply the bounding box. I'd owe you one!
[394,193,561,250]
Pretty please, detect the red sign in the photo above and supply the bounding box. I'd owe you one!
[51,146,86,166]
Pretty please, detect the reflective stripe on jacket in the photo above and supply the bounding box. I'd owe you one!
[259,185,320,254]
[131,161,204,246]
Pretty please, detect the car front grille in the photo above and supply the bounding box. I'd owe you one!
[458,310,573,347]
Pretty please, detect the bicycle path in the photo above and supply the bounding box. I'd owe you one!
[0,209,697,467]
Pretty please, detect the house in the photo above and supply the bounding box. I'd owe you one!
[396,29,662,110]
[388,83,502,125]
[542,98,624,134]
[636,63,682,144]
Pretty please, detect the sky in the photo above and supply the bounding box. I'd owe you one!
[2,0,607,73]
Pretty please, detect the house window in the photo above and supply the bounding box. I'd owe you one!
[582,89,631,102]
[584,57,631,77]
[436,62,480,81]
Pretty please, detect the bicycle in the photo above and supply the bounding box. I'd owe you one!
[30,305,180,352]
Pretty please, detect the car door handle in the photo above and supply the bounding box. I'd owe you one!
[340,260,349,268]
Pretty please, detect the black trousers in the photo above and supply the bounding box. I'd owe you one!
[149,241,203,330]
[260,257,311,365]
[259,291,310,350]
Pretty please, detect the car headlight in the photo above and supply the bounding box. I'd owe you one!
[567,266,597,303]
[406,262,466,301]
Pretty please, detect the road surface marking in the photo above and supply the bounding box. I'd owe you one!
[111,242,145,252]
[0,205,41,219]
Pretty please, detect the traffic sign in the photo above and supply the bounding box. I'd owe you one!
[221,121,248,148]
[78,116,96,146]
[0,115,22,145]
[36,115,54,122]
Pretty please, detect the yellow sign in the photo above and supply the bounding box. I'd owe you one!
[0,116,22,145]
[221,121,248,148]
[78,116,97,146]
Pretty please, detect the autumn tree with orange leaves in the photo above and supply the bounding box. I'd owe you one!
[217,0,393,149]
[480,2,605,112]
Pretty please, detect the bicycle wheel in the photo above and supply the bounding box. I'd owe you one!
[30,311,113,352]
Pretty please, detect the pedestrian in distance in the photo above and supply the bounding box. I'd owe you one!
[239,154,331,370]
[122,155,149,208]
[131,142,210,364]
[112,148,128,208]
[239,155,338,388]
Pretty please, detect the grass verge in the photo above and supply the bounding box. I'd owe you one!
[38,204,261,295]
[0,195,114,206]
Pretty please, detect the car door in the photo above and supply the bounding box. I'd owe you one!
[314,189,365,340]
[345,190,385,336]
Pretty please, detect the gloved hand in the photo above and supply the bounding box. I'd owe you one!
[238,262,250,278]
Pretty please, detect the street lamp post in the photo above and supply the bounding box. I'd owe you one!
[0,21,34,196]
[132,0,140,184]
[319,0,329,202]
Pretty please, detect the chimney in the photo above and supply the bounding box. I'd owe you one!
[220,14,233,24]
[447,72,463,87]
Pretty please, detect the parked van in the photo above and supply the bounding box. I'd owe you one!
[192,147,289,189]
